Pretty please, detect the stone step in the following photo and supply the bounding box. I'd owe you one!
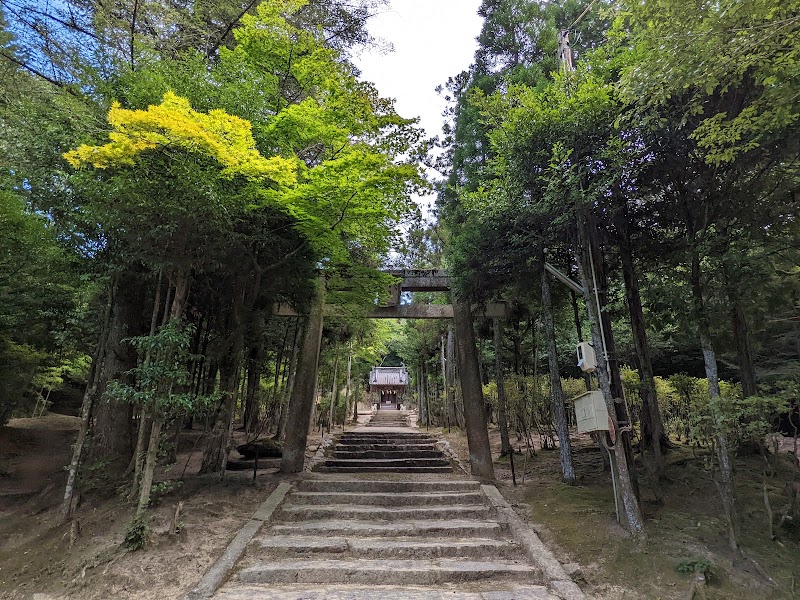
[277,504,491,521]
[214,585,557,600]
[331,441,437,448]
[334,440,436,448]
[268,519,505,539]
[318,465,454,474]
[330,449,445,459]
[322,457,451,468]
[340,428,432,439]
[336,434,433,442]
[235,558,537,586]
[329,444,439,452]
[289,491,485,506]
[296,479,480,493]
[253,536,520,559]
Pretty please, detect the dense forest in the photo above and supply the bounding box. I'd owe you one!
[1,0,799,582]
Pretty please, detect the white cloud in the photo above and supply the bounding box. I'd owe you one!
[353,1,484,217]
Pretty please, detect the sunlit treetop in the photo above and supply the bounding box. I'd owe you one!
[63,92,298,186]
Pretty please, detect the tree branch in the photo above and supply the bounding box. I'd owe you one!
[0,49,80,97]
[130,0,139,71]
[205,0,260,59]
[1,1,100,41]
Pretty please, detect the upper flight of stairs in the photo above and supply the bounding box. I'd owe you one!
[212,476,559,599]
[364,408,410,427]
[315,426,453,474]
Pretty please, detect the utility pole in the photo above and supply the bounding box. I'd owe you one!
[557,23,645,534]
[557,29,574,73]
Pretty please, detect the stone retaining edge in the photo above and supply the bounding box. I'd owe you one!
[306,433,335,471]
[480,485,586,600]
[183,481,292,600]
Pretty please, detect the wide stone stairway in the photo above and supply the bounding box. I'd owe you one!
[316,415,453,473]
[201,416,583,600]
[213,475,562,599]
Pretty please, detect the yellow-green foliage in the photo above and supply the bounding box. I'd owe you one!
[64,92,298,185]
[489,367,787,452]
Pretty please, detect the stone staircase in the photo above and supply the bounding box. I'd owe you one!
[212,476,560,599]
[365,408,410,427]
[316,429,453,474]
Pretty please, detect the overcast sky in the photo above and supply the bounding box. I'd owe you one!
[353,1,484,214]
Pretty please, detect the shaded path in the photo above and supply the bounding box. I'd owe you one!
[186,414,585,599]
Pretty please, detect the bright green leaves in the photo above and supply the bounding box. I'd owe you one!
[64,92,298,186]
[59,0,423,318]
[467,67,621,224]
[107,319,219,419]
[226,0,341,109]
[615,0,800,164]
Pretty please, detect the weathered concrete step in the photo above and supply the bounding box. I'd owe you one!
[334,441,437,448]
[330,450,445,459]
[277,504,491,521]
[318,465,454,474]
[236,559,537,585]
[329,442,438,450]
[268,519,505,538]
[253,536,520,559]
[296,479,480,493]
[289,491,485,506]
[336,435,434,443]
[323,458,450,468]
[338,430,428,436]
[214,585,557,600]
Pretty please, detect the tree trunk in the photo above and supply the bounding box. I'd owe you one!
[90,276,144,465]
[618,227,667,467]
[243,311,266,434]
[441,336,450,430]
[199,273,243,475]
[136,417,163,517]
[453,300,494,481]
[329,347,340,433]
[62,288,112,522]
[494,319,511,457]
[344,346,352,430]
[587,217,640,497]
[540,263,576,484]
[692,252,738,550]
[277,319,301,438]
[446,327,460,428]
[576,223,645,535]
[418,360,426,425]
[280,278,325,473]
[723,262,757,398]
[199,346,240,474]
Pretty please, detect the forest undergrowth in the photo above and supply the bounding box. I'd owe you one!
[482,428,800,600]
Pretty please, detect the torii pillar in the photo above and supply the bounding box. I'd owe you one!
[452,299,495,481]
[280,278,325,473]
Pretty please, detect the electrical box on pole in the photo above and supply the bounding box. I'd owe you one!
[576,342,597,373]
[574,391,609,434]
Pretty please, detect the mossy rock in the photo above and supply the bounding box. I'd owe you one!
[236,438,283,459]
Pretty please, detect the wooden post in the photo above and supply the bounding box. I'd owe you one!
[452,300,494,481]
[280,278,325,474]
[493,319,511,457]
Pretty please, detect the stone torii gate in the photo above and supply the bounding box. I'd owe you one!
[278,269,502,480]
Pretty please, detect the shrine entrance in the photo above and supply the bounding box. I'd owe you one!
[369,366,409,410]
[277,269,504,479]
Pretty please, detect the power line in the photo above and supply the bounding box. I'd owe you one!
[569,0,600,30]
